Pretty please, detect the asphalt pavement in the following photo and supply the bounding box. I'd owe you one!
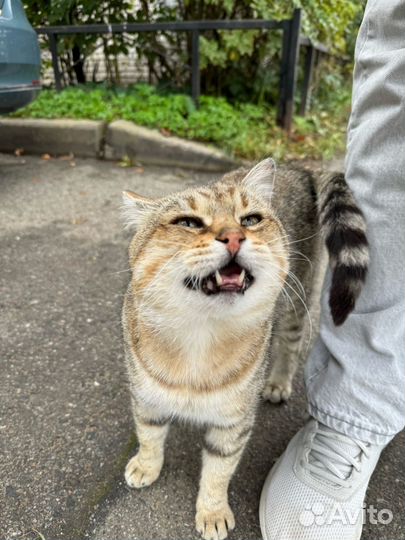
[0,153,403,540]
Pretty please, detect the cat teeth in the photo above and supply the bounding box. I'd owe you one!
[238,269,246,286]
[207,279,215,291]
[215,270,223,286]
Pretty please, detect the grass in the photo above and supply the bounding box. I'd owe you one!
[12,83,351,162]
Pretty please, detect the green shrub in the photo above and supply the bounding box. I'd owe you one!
[12,84,350,161]
[25,0,364,104]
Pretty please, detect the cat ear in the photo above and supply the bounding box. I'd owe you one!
[121,190,157,229]
[242,157,276,202]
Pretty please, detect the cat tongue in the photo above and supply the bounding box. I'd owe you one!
[217,263,245,289]
[221,274,242,286]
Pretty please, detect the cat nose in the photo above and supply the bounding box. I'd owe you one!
[216,228,246,256]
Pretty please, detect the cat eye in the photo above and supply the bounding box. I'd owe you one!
[171,216,204,229]
[241,214,263,227]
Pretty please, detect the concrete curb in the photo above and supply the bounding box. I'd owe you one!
[105,120,236,172]
[0,118,105,158]
[0,118,237,172]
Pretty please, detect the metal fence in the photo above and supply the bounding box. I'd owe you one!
[36,9,328,132]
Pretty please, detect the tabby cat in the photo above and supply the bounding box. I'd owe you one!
[121,158,368,540]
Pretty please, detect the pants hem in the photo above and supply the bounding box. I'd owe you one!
[307,401,397,445]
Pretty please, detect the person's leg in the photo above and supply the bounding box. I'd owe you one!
[305,0,405,446]
[260,2,405,539]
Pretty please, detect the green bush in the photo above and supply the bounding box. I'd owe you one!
[12,84,350,161]
[25,0,364,104]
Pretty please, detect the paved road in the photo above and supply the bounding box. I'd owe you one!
[1,153,403,540]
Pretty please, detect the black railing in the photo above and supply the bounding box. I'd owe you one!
[36,9,327,132]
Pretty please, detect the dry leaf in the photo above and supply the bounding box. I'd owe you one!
[118,155,134,168]
[71,217,88,225]
[59,153,74,161]
[14,148,24,156]
[41,153,51,160]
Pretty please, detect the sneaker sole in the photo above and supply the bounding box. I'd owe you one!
[259,456,281,540]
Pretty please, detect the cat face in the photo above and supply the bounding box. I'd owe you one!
[123,159,289,322]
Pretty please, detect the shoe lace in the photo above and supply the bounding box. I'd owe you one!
[306,425,370,488]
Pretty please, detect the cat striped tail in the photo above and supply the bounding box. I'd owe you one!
[318,173,369,326]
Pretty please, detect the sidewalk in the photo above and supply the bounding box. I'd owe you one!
[0,153,403,540]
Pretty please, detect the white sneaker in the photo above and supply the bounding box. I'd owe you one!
[259,419,386,540]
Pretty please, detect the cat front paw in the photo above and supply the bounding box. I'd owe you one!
[125,453,162,488]
[196,504,235,540]
[262,379,292,403]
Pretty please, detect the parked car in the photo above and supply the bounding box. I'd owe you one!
[0,0,41,113]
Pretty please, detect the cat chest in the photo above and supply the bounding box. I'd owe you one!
[135,365,257,426]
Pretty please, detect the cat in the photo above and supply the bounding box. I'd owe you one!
[120,158,369,540]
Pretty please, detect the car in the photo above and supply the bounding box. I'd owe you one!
[0,0,41,114]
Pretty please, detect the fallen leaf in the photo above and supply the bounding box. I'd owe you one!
[59,153,74,161]
[14,148,24,156]
[41,153,52,160]
[71,217,88,225]
[289,132,304,142]
[118,155,134,168]
[160,128,171,137]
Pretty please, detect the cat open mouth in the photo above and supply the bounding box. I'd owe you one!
[185,261,254,295]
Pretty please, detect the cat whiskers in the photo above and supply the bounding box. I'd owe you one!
[289,250,313,270]
[255,238,318,270]
[265,230,320,248]
[253,248,307,299]
[255,242,314,272]
[142,250,183,304]
[183,274,201,291]
[272,247,313,269]
[108,267,133,275]
[271,244,314,271]
[259,262,313,349]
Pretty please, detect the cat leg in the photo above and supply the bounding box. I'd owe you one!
[263,307,304,403]
[125,399,170,489]
[196,420,253,540]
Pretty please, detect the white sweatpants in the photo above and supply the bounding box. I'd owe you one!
[305,0,405,445]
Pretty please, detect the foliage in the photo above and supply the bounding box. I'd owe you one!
[24,0,138,84]
[24,1,364,104]
[135,1,364,102]
[12,84,350,161]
